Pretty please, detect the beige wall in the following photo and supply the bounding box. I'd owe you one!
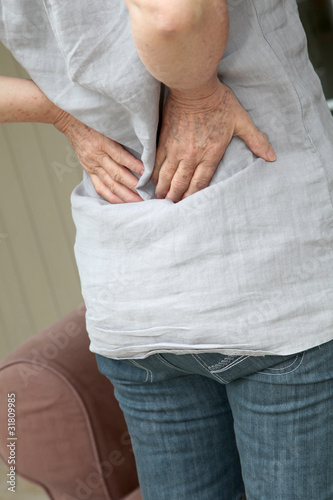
[0,41,84,500]
[0,43,83,361]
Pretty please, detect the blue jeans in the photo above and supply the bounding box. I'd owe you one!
[96,340,333,500]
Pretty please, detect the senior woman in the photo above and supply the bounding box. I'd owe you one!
[1,0,333,499]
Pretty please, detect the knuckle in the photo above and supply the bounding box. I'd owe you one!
[89,165,99,175]
[171,177,188,189]
[257,131,269,144]
[177,170,191,182]
[106,179,115,192]
[98,151,108,163]
[112,151,122,164]
[110,169,121,183]
[191,176,209,190]
[159,166,176,181]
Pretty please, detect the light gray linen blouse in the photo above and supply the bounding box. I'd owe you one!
[1,0,333,359]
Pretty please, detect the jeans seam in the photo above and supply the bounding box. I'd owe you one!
[156,354,192,374]
[127,359,153,383]
[210,356,250,373]
[191,354,228,383]
[258,352,305,376]
[208,355,238,371]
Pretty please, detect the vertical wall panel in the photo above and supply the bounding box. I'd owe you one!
[0,42,83,360]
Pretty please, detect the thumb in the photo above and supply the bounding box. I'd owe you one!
[234,114,277,162]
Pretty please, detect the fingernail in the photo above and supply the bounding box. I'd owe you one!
[267,148,277,162]
[151,177,157,186]
[140,167,145,175]
[156,194,163,199]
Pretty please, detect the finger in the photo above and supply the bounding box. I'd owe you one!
[151,147,167,186]
[97,169,143,203]
[181,160,218,199]
[154,158,178,199]
[90,175,125,204]
[104,139,144,175]
[235,115,277,162]
[100,156,142,195]
[165,159,198,203]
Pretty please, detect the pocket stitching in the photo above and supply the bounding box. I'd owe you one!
[257,352,304,376]
[190,354,228,383]
[127,359,153,383]
[210,355,250,373]
[208,355,239,371]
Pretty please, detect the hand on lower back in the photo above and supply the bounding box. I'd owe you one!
[54,112,144,204]
[152,79,276,203]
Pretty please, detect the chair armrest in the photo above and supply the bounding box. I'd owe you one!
[0,308,139,500]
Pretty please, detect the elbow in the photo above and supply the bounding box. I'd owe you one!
[154,1,204,36]
[126,0,203,36]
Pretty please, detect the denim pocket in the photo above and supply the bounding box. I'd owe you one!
[96,353,155,384]
[190,352,305,383]
[254,352,304,376]
[203,355,249,373]
[191,353,250,383]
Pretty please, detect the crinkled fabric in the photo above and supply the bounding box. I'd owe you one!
[1,0,333,358]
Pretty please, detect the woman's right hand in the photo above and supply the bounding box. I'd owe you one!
[0,76,143,203]
[54,111,144,204]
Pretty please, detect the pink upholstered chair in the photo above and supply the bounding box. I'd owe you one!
[0,307,142,500]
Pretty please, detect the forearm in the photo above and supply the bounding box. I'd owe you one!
[125,0,229,99]
[0,78,144,204]
[0,76,62,124]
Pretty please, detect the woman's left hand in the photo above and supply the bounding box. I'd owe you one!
[152,81,276,203]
